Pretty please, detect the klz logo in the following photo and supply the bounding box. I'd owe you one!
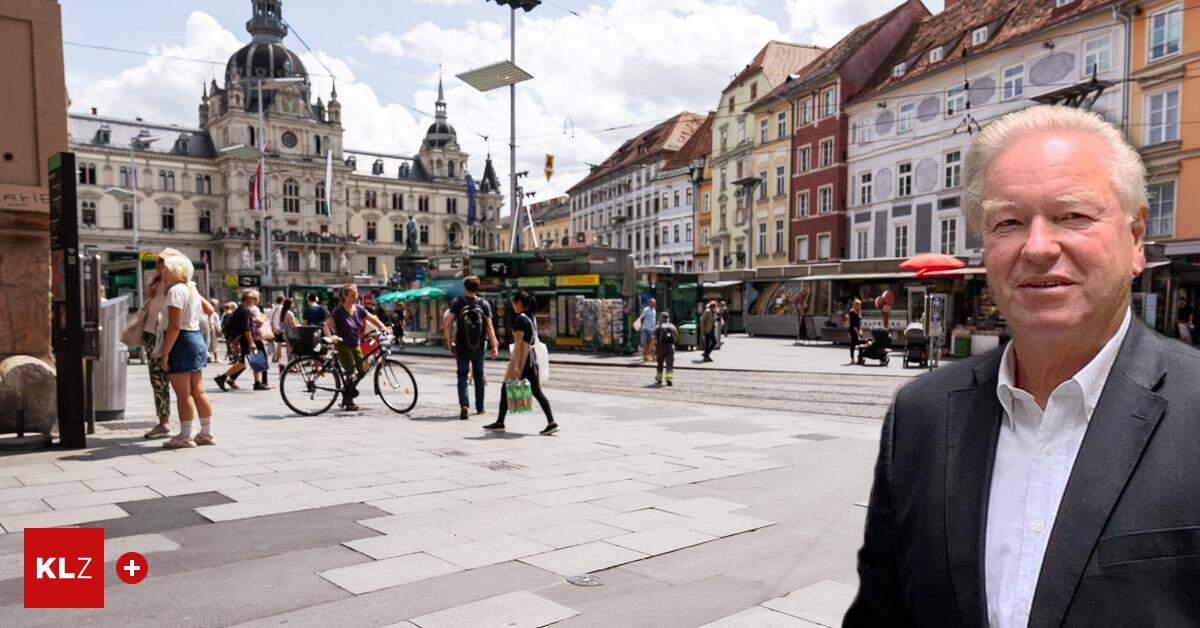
[24,528,104,608]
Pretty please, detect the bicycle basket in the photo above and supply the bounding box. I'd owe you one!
[288,325,325,356]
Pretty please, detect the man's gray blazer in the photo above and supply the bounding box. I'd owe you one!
[844,318,1200,627]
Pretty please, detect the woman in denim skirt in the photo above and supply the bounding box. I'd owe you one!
[157,255,217,449]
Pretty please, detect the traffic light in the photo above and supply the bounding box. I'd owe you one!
[487,0,541,11]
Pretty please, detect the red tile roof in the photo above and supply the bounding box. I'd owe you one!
[663,112,714,170]
[851,0,1122,102]
[566,112,707,194]
[723,40,826,95]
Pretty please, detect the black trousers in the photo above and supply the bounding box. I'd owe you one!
[702,331,717,359]
[850,332,860,361]
[498,361,553,424]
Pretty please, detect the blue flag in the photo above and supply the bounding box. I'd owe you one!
[466,174,477,225]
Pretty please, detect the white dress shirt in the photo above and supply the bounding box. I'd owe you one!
[985,308,1131,628]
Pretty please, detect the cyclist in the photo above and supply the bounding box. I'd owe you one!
[323,283,387,411]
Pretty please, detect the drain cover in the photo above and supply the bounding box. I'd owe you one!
[100,421,160,431]
[566,574,602,587]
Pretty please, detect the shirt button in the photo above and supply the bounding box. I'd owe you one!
[1042,444,1053,457]
[1033,520,1046,533]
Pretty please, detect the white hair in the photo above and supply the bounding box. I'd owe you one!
[160,255,194,286]
[963,105,1147,231]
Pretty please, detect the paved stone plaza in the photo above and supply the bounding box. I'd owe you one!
[0,338,915,627]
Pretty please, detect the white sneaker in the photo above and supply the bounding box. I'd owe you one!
[162,435,195,449]
[143,424,170,439]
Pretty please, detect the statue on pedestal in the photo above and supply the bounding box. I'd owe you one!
[405,215,419,254]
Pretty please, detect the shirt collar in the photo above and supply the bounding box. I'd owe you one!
[996,308,1132,421]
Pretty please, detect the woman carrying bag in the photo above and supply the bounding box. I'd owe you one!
[483,291,557,435]
[156,255,216,448]
[120,248,184,439]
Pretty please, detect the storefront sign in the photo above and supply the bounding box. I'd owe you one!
[517,276,551,288]
[237,274,261,288]
[554,337,583,346]
[558,274,599,287]
[486,260,510,277]
[225,274,238,288]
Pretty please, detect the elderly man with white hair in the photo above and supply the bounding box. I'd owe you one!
[846,105,1200,627]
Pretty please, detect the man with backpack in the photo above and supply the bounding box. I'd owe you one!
[444,275,499,420]
[654,311,678,386]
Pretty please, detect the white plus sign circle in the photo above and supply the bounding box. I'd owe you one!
[115,551,148,584]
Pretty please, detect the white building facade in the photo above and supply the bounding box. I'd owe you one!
[845,3,1126,263]
[653,165,695,271]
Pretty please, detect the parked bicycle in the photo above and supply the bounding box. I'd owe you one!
[279,330,418,415]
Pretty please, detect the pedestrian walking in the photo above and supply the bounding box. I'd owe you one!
[323,284,387,411]
[249,300,272,388]
[302,292,328,327]
[484,291,557,435]
[275,297,298,372]
[214,289,269,391]
[444,275,500,420]
[654,311,677,386]
[139,247,183,439]
[640,297,657,362]
[847,299,863,365]
[268,295,285,363]
[156,255,216,449]
[393,302,408,349]
[700,301,717,362]
[717,300,729,348]
[202,297,221,362]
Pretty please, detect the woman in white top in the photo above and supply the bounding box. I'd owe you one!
[157,255,216,449]
[139,248,181,439]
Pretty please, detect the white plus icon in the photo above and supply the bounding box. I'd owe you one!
[123,560,141,578]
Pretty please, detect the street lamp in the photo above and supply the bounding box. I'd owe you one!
[104,132,158,307]
[459,0,540,253]
[221,75,304,288]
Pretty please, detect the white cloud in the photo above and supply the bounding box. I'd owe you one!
[785,0,944,47]
[361,0,792,202]
[356,32,407,59]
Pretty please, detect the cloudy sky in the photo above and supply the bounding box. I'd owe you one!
[63,0,944,211]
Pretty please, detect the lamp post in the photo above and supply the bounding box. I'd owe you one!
[733,175,762,270]
[459,0,539,252]
[104,131,158,308]
[221,76,303,290]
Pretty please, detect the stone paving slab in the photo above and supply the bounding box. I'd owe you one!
[409,590,578,628]
[517,520,628,550]
[344,530,471,560]
[426,534,555,570]
[606,526,718,556]
[593,508,696,532]
[320,552,464,595]
[655,497,750,517]
[518,541,648,576]
[681,513,777,537]
[761,579,857,627]
[700,606,822,627]
[0,504,127,532]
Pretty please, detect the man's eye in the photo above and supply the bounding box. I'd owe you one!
[991,219,1020,230]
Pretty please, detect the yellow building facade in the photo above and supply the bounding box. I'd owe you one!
[745,92,794,268]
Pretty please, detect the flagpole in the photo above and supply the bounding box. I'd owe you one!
[257,78,272,288]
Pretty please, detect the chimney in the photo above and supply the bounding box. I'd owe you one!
[90,107,97,115]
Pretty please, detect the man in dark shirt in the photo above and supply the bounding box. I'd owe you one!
[847,299,863,365]
[215,289,264,391]
[443,275,499,420]
[323,284,385,411]
[302,292,328,326]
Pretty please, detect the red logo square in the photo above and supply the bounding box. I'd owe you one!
[24,528,105,608]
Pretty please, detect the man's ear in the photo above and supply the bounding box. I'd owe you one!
[1130,205,1148,275]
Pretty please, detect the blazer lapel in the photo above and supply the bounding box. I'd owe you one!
[945,350,1004,628]
[1028,320,1169,628]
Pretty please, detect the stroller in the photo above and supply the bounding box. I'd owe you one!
[856,328,891,366]
[903,325,929,369]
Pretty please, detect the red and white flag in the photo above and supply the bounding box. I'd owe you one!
[249,161,262,211]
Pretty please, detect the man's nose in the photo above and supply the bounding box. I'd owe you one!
[1021,216,1061,263]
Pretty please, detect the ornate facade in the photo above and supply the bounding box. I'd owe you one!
[69,0,502,295]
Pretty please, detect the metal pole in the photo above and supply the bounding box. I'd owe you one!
[258,78,272,287]
[507,6,520,253]
[130,143,142,309]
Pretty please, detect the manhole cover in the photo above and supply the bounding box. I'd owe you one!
[479,460,526,471]
[100,421,159,431]
[566,574,602,587]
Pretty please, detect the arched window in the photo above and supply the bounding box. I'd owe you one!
[315,182,327,214]
[283,178,300,212]
[391,193,403,211]
[166,171,175,191]
[80,201,96,226]
[198,207,211,233]
[158,170,167,190]
[248,125,257,147]
[366,221,377,242]
[195,174,204,193]
[314,135,322,155]
[161,206,175,232]
[448,223,461,248]
[122,204,133,230]
[118,167,129,188]
[204,175,212,194]
[447,160,455,178]
[419,224,429,245]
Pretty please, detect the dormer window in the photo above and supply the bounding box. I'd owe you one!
[175,136,190,153]
[345,155,357,169]
[972,26,989,46]
[96,125,111,145]
[893,63,907,78]
[929,47,943,63]
[372,158,384,175]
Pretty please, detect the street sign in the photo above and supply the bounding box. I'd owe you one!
[558,274,599,287]
[225,274,238,288]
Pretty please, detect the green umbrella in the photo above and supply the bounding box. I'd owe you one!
[375,291,406,304]
[400,286,446,301]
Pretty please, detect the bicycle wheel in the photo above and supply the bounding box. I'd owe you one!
[375,357,418,414]
[280,356,341,416]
